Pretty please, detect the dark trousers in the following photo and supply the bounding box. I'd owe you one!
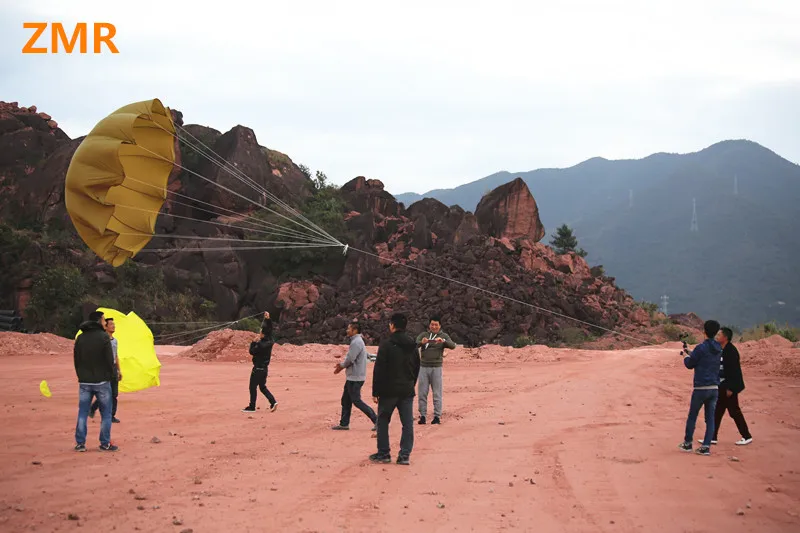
[248,368,276,408]
[684,388,718,446]
[376,395,414,459]
[340,380,377,427]
[91,376,118,417]
[714,386,752,440]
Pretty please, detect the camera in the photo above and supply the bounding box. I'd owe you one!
[679,332,690,356]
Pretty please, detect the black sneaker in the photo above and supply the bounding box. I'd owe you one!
[431,416,441,425]
[270,402,278,413]
[112,417,121,423]
[74,443,86,452]
[396,456,410,465]
[418,416,426,425]
[99,443,119,452]
[369,453,391,464]
[696,446,711,456]
[331,425,349,430]
[678,441,692,452]
[241,406,256,413]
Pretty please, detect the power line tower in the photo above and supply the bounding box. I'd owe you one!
[690,198,698,232]
[629,189,633,208]
[660,294,669,316]
[734,175,739,196]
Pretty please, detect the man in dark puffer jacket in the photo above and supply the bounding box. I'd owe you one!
[370,313,420,466]
[73,311,117,452]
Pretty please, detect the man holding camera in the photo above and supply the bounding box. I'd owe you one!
[678,320,722,456]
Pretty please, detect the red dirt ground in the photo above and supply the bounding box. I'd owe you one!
[0,335,798,532]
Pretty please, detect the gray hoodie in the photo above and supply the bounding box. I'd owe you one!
[339,334,368,381]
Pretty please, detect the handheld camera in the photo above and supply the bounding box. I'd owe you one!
[679,332,691,356]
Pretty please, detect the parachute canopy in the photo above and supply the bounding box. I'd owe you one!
[75,307,162,393]
[64,99,176,267]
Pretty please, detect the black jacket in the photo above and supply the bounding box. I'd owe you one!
[720,342,745,394]
[372,331,420,398]
[249,338,274,369]
[74,320,115,383]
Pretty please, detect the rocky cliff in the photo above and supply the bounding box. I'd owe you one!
[0,101,658,346]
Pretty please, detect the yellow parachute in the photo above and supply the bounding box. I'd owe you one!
[64,99,176,267]
[75,307,162,393]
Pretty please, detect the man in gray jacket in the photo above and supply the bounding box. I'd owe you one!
[416,316,456,425]
[331,322,377,430]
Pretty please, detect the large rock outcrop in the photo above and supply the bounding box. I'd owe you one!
[475,177,545,242]
[1,103,655,348]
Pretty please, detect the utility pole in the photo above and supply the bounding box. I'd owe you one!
[690,198,698,232]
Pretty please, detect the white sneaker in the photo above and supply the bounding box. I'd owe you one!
[735,437,753,445]
[698,439,717,445]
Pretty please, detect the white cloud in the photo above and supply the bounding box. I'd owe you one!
[1,0,799,193]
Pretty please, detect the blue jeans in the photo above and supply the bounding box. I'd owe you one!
[76,383,113,446]
[376,395,414,458]
[684,388,719,446]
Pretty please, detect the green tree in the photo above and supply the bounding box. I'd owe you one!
[549,224,587,257]
[297,164,312,180]
[314,170,329,190]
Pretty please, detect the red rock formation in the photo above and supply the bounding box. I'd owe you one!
[474,177,545,242]
[341,176,400,217]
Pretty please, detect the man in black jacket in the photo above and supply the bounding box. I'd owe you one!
[242,312,278,413]
[370,313,420,465]
[711,327,753,445]
[73,311,118,452]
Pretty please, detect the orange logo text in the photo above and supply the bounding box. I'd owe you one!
[22,22,119,54]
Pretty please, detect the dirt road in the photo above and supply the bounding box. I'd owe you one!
[0,346,798,532]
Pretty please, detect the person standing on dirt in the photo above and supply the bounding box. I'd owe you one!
[370,313,420,465]
[331,321,377,431]
[709,327,753,446]
[678,319,722,456]
[89,317,121,423]
[73,311,118,452]
[242,312,278,413]
[416,315,456,425]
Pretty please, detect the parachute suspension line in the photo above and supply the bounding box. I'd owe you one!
[133,143,340,245]
[118,233,340,247]
[122,175,333,243]
[148,118,340,245]
[152,311,265,343]
[112,202,333,244]
[346,246,656,347]
[141,244,338,253]
[170,123,340,246]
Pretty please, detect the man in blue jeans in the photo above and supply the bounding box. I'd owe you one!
[370,313,420,465]
[679,319,722,456]
[73,311,118,452]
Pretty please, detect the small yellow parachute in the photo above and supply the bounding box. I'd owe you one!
[39,380,52,398]
[64,99,176,267]
[75,307,162,393]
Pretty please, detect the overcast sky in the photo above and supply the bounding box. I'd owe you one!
[1,0,798,195]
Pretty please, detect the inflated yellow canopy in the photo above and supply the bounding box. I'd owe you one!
[64,99,176,267]
[75,307,162,393]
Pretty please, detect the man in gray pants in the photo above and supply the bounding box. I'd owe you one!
[415,316,456,425]
[332,321,377,431]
